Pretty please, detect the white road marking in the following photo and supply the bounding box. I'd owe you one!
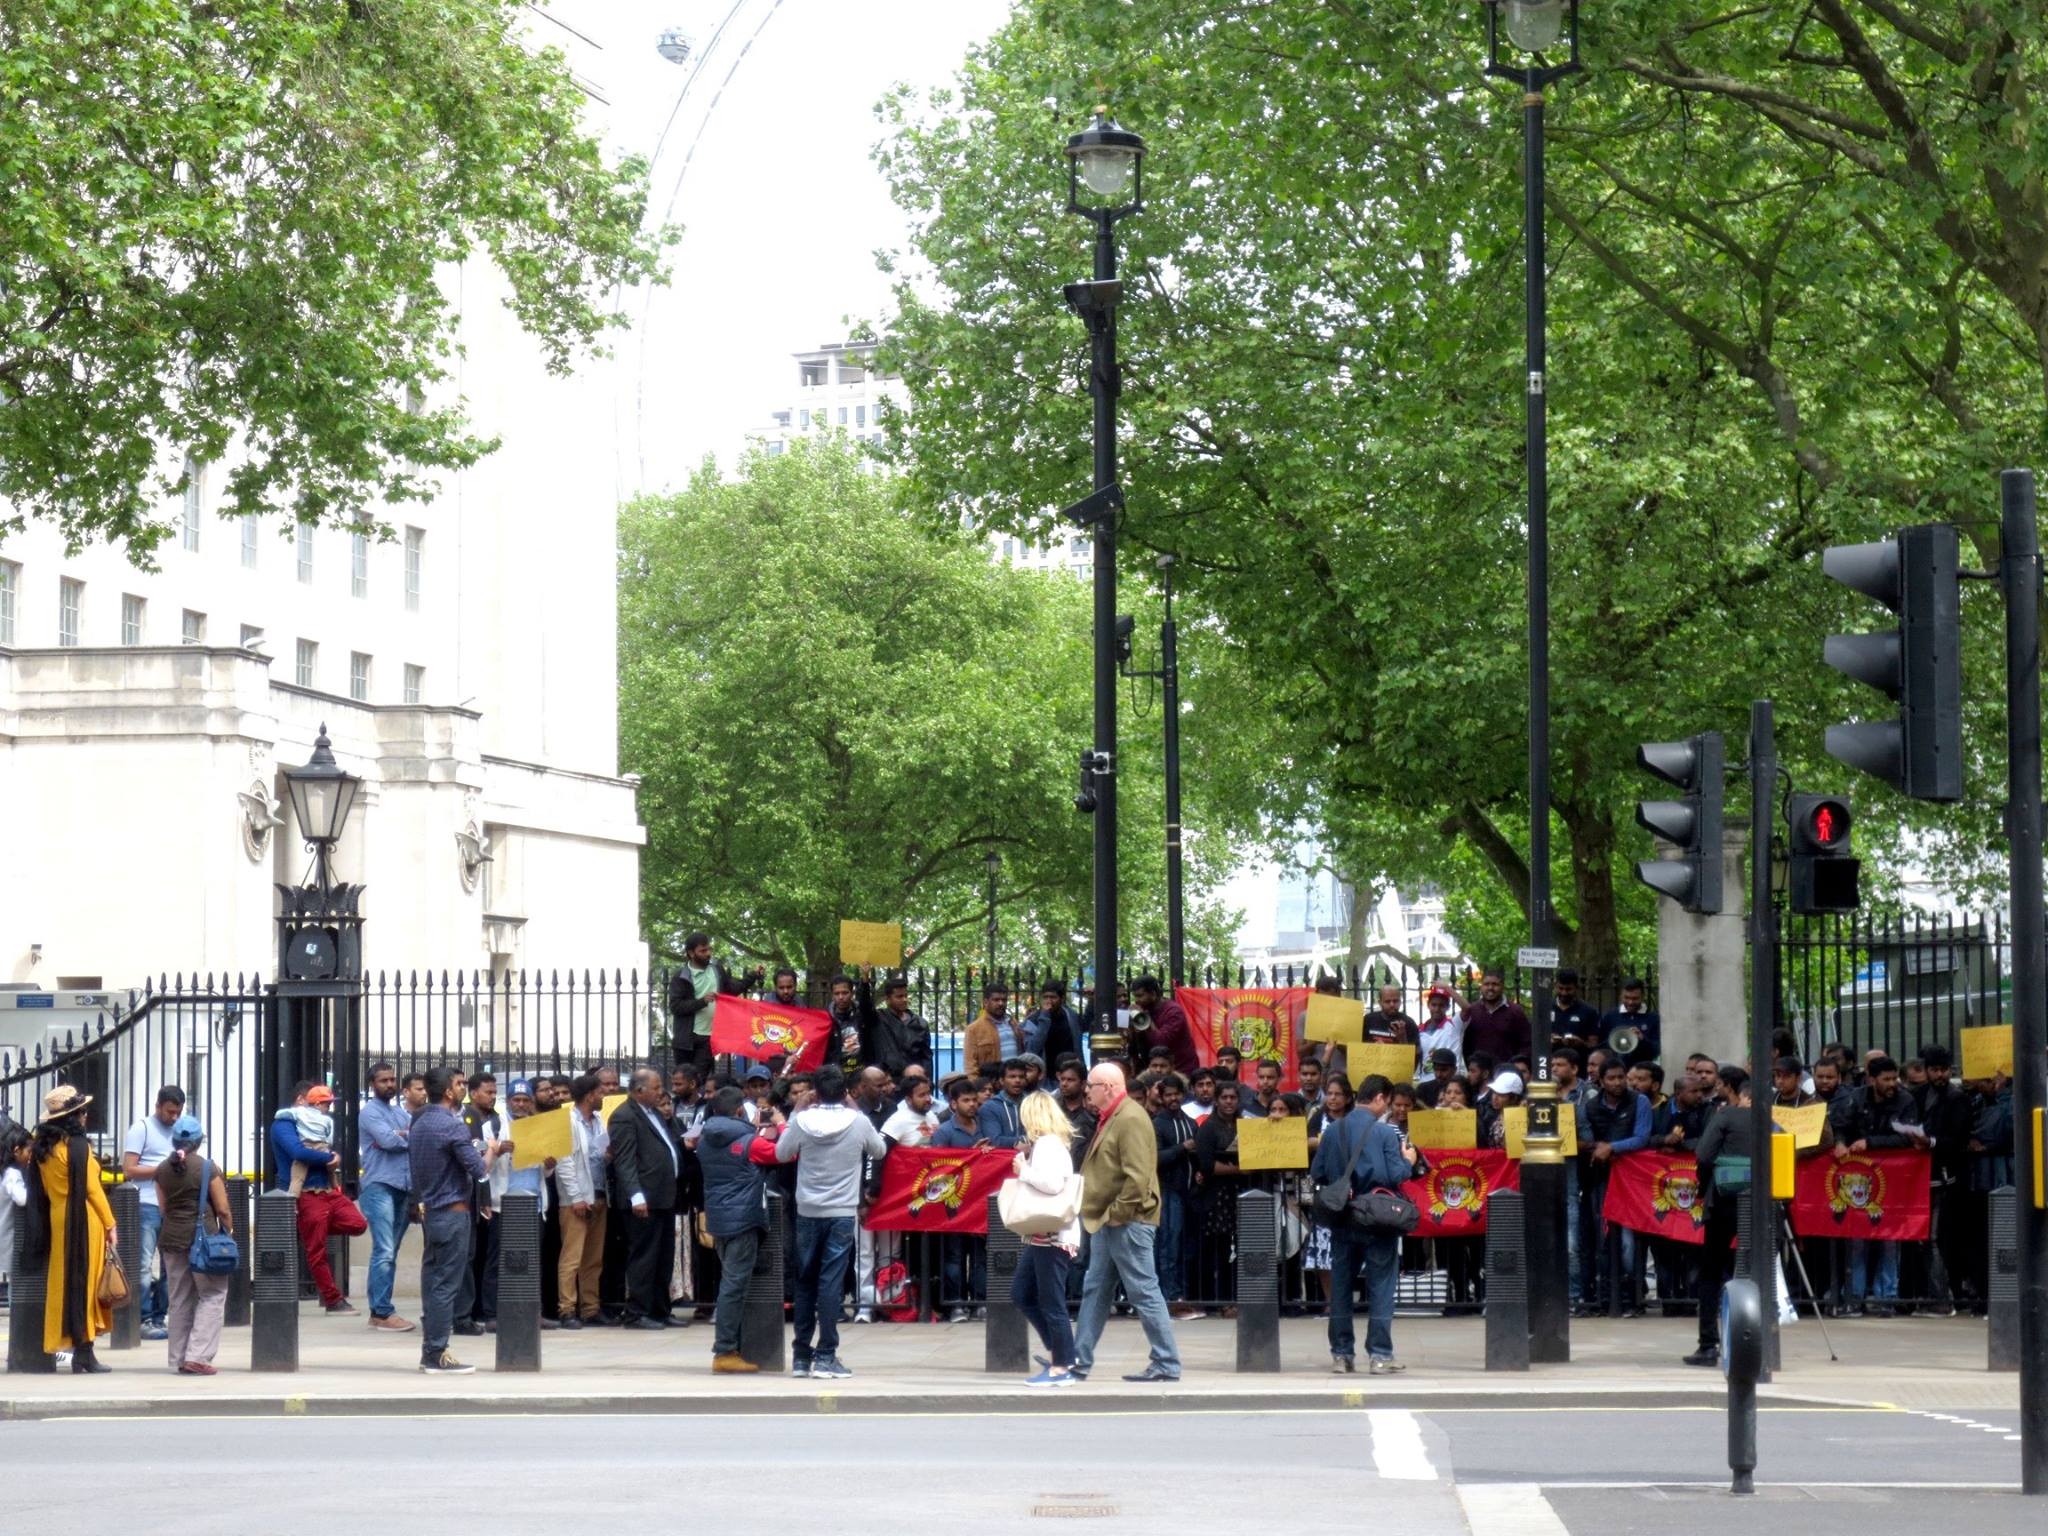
[1367,1408,1436,1480]
[1456,1483,1571,1536]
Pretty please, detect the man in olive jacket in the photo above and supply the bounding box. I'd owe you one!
[1072,1064,1183,1382]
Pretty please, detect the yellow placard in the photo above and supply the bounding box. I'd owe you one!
[601,1093,629,1124]
[1303,993,1365,1044]
[1771,1102,1827,1151]
[1961,1024,2015,1081]
[1407,1108,1479,1150]
[1770,1132,1797,1199]
[839,920,904,968]
[1237,1115,1309,1171]
[1504,1105,1578,1159]
[1345,1043,1417,1087]
[510,1106,572,1170]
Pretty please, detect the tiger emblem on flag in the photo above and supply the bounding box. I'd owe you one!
[1425,1158,1490,1226]
[748,1012,808,1055]
[908,1158,973,1218]
[1649,1164,1705,1230]
[1219,992,1286,1063]
[1826,1159,1887,1226]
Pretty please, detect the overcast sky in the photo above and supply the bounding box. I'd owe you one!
[591,0,1014,497]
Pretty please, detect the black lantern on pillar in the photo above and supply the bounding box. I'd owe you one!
[276,724,366,984]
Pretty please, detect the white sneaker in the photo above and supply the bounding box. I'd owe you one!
[853,1308,874,1325]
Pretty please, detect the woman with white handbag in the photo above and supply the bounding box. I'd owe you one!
[999,1092,1084,1386]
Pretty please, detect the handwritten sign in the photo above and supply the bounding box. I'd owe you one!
[1346,1043,1417,1088]
[1961,1025,2014,1081]
[839,920,904,968]
[1504,1105,1578,1159]
[1407,1108,1479,1150]
[1237,1115,1309,1170]
[1303,993,1365,1044]
[511,1106,571,1170]
[1771,1102,1828,1151]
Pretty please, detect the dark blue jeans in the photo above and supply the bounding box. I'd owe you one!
[942,1233,986,1308]
[1327,1225,1399,1361]
[792,1214,854,1365]
[420,1207,472,1356]
[1155,1189,1186,1302]
[1011,1242,1075,1367]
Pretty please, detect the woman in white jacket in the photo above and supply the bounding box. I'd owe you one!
[1011,1091,1081,1386]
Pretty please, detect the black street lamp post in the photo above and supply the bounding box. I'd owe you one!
[270,724,367,1183]
[1062,109,1145,1019]
[1486,0,1581,1364]
[1158,555,1185,986]
[985,849,1002,982]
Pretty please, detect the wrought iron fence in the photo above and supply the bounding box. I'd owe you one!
[1778,909,2006,1067]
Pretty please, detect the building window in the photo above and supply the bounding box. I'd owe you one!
[766,440,785,456]
[841,361,867,384]
[295,638,316,688]
[241,514,258,569]
[0,560,17,645]
[403,663,424,705]
[121,594,145,646]
[855,404,866,428]
[837,407,848,425]
[296,524,314,584]
[181,456,204,551]
[349,651,371,702]
[798,409,810,429]
[181,609,205,645]
[58,578,83,647]
[799,360,827,387]
[404,526,423,611]
[351,531,368,598]
[240,624,264,651]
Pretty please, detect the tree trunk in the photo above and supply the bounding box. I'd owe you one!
[1562,804,1623,976]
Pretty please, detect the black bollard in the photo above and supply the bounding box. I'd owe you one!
[1234,1187,1280,1372]
[1484,1189,1530,1372]
[1722,1276,1765,1494]
[739,1190,787,1373]
[107,1183,142,1350]
[250,1190,300,1371]
[496,1191,541,1372]
[7,1210,54,1374]
[1989,1186,2019,1372]
[1731,1194,1777,1379]
[223,1177,253,1327]
[983,1193,1030,1374]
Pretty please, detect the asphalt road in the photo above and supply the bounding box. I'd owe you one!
[0,1406,2028,1532]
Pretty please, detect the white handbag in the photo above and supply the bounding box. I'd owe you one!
[997,1171,1084,1237]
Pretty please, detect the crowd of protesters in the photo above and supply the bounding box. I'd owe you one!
[2,942,2022,1380]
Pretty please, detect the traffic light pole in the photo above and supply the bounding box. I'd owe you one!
[1746,700,1780,1378]
[1999,468,2047,1494]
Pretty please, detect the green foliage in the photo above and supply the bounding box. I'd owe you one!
[618,436,1236,975]
[0,0,669,558]
[871,0,2045,967]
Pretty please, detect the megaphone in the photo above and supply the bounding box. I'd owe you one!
[1609,1024,1642,1058]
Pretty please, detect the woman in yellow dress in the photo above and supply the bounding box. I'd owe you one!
[25,1085,117,1372]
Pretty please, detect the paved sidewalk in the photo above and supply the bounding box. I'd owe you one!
[0,1307,2018,1419]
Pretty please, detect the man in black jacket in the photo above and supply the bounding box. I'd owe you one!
[1828,1054,1925,1316]
[1022,980,1083,1065]
[1684,1068,1754,1366]
[608,1068,685,1330]
[866,975,933,1077]
[667,934,763,1074]
[1912,1043,1973,1314]
[1147,1071,1197,1314]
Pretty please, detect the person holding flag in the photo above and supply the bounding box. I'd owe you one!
[668,934,764,1075]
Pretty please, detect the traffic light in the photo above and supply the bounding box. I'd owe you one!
[1787,792,1859,913]
[1822,523,1963,802]
[1634,731,1724,914]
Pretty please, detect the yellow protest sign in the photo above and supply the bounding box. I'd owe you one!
[1504,1105,1577,1159]
[1406,1108,1479,1150]
[1771,1102,1828,1151]
[511,1106,572,1170]
[1346,1043,1417,1087]
[1303,993,1365,1044]
[1237,1115,1309,1170]
[1961,1024,2015,1081]
[839,920,904,968]
[601,1093,629,1124]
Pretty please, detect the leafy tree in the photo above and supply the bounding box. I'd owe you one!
[619,436,1237,977]
[870,0,2033,971]
[0,0,668,557]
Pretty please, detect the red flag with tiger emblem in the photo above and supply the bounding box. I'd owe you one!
[864,1146,1017,1234]
[710,994,830,1072]
[1176,987,1311,1090]
[1400,1148,1518,1236]
[1603,1150,1708,1245]
[1790,1149,1930,1241]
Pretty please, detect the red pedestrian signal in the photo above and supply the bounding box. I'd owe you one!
[1787,793,1858,912]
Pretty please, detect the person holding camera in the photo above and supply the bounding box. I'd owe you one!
[1311,1073,1416,1375]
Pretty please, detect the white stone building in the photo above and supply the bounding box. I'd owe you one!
[0,4,647,1014]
